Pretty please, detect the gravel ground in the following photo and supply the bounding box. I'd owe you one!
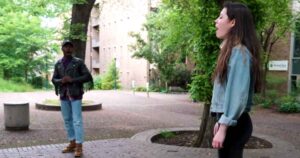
[251,107,300,151]
[0,90,201,149]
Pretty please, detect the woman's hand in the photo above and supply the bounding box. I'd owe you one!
[212,124,228,149]
[213,122,220,135]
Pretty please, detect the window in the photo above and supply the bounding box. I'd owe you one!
[293,20,300,74]
[292,59,300,74]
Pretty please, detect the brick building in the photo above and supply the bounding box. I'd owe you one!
[85,0,299,92]
[85,0,160,89]
[270,0,300,93]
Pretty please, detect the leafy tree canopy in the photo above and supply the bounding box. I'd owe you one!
[0,0,69,87]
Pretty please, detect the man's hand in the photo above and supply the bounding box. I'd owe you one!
[212,124,228,149]
[62,76,73,84]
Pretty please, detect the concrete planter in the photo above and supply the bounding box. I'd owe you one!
[131,127,300,158]
[4,102,29,131]
[35,102,102,111]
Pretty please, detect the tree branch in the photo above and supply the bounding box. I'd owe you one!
[262,22,276,52]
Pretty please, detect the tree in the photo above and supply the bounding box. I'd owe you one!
[130,0,220,147]
[68,0,96,60]
[252,0,295,96]
[130,1,195,89]
[0,0,60,82]
[188,0,220,147]
[0,0,73,89]
[176,0,297,147]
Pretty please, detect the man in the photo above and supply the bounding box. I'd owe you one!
[52,40,93,157]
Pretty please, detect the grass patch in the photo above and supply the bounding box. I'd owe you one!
[160,131,176,138]
[0,78,34,92]
[43,99,94,106]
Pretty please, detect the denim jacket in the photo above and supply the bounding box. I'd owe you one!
[210,45,254,126]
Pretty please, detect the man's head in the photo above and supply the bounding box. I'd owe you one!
[61,40,74,57]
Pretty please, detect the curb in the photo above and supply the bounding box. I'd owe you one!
[131,127,198,143]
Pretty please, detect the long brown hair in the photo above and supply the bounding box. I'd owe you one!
[213,2,261,92]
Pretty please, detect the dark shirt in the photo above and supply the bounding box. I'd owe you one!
[60,56,83,101]
[62,56,72,68]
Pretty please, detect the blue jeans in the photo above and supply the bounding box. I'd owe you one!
[60,99,84,144]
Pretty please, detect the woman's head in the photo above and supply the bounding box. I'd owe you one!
[215,2,255,43]
[215,7,234,39]
[213,2,261,92]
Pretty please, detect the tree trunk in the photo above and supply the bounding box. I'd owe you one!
[3,69,10,80]
[70,0,96,60]
[261,62,269,97]
[260,23,275,98]
[193,102,217,147]
[165,81,168,92]
[24,66,28,82]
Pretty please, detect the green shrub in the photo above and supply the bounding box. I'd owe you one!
[160,88,169,93]
[278,95,300,113]
[266,89,278,100]
[94,75,102,89]
[263,74,288,105]
[280,95,296,103]
[168,86,186,93]
[169,64,191,89]
[266,74,287,89]
[0,69,3,78]
[261,99,272,108]
[253,94,264,105]
[11,77,26,83]
[149,85,161,92]
[42,80,53,90]
[188,74,213,102]
[29,76,43,88]
[253,94,273,108]
[101,60,121,90]
[254,86,281,108]
[278,102,300,113]
[266,89,282,105]
[135,87,147,92]
[0,78,34,92]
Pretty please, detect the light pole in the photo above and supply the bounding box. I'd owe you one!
[114,58,117,90]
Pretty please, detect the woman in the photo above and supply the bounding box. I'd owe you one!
[211,2,261,158]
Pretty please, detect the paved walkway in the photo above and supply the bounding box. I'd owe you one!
[0,90,299,158]
[0,132,298,158]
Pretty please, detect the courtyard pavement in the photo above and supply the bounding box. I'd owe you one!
[0,90,299,158]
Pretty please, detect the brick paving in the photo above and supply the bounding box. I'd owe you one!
[0,139,209,158]
[0,136,298,158]
[0,90,299,158]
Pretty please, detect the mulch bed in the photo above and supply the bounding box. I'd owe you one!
[152,131,272,149]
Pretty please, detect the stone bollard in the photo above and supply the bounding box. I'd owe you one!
[4,102,30,131]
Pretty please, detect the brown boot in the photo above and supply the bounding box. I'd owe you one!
[74,143,83,157]
[62,140,76,153]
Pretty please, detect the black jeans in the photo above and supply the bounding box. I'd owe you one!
[218,113,253,158]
